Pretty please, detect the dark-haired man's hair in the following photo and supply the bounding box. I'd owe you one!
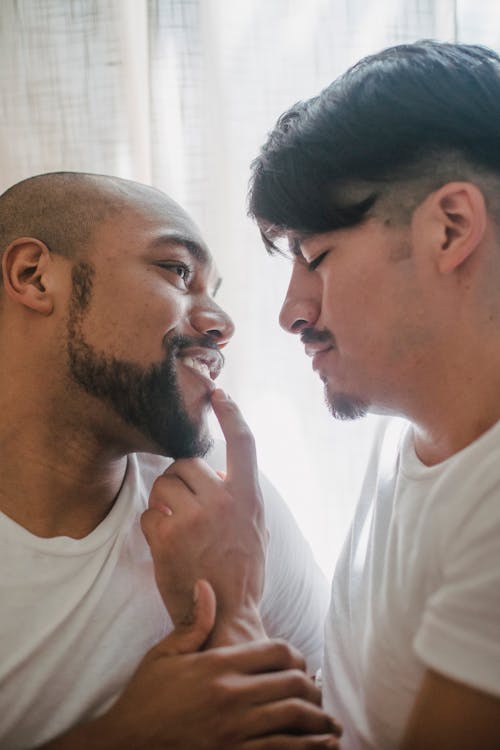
[248,40,500,251]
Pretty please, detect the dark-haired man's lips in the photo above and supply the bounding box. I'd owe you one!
[304,343,335,371]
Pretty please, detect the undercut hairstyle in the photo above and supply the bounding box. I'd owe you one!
[0,172,149,284]
[248,40,500,251]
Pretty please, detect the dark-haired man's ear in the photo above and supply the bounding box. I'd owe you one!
[2,238,54,315]
[417,182,487,275]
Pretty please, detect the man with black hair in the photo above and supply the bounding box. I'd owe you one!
[244,40,500,749]
[0,172,340,749]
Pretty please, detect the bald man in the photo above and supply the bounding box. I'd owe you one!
[0,172,339,749]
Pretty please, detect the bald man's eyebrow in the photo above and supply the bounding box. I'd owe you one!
[150,232,209,265]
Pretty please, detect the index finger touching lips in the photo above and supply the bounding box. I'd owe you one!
[210,389,259,487]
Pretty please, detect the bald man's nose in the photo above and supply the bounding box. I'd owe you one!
[191,300,235,346]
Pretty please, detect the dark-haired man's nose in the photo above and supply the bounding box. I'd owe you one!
[191,301,235,348]
[279,262,321,335]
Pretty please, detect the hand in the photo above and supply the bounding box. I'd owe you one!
[42,584,342,749]
[141,389,268,646]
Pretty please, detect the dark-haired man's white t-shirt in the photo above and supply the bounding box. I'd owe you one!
[323,419,500,749]
[0,443,328,749]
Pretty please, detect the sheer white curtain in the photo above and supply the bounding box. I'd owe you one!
[1,0,499,575]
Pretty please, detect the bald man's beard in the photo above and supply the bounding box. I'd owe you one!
[65,262,212,459]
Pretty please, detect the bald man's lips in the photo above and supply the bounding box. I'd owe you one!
[177,347,224,387]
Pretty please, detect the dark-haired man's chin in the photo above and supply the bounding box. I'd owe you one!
[326,391,370,421]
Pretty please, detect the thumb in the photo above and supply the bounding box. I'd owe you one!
[154,579,217,657]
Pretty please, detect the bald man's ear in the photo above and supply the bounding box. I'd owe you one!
[414,182,487,275]
[2,238,54,315]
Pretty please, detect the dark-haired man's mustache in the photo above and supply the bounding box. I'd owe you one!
[300,327,336,347]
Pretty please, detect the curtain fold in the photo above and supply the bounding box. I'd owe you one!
[1,0,499,574]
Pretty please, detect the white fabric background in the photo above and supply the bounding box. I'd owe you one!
[1,0,499,576]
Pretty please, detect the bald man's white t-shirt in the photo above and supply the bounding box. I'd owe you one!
[323,419,500,749]
[0,444,328,749]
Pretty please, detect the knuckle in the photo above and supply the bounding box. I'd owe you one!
[150,474,179,501]
[150,475,166,496]
[271,639,305,671]
[270,638,294,664]
[285,696,308,718]
[162,461,183,476]
[163,458,204,478]
[310,684,323,705]
[165,457,192,471]
[288,669,310,696]
[211,674,239,709]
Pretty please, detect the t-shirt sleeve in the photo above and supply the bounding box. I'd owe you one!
[414,478,500,698]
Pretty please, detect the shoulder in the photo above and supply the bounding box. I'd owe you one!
[427,421,500,545]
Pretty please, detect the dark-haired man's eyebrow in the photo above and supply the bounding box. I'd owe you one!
[290,237,304,257]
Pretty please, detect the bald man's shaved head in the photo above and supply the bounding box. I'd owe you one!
[0,172,180,283]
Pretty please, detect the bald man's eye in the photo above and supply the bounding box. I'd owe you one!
[156,261,193,288]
